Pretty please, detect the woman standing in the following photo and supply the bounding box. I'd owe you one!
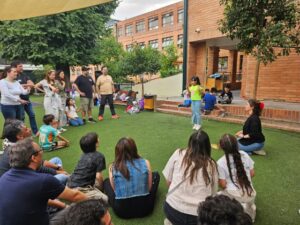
[103,137,160,219]
[163,130,218,225]
[217,134,256,221]
[236,99,266,155]
[35,70,59,119]
[187,76,203,131]
[0,66,30,120]
[55,70,67,128]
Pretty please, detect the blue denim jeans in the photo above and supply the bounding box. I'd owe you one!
[1,104,22,120]
[191,100,201,125]
[21,101,38,134]
[69,117,84,126]
[49,157,68,185]
[238,142,264,153]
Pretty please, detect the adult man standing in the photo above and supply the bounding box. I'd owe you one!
[96,66,119,121]
[0,138,87,225]
[73,66,97,123]
[11,61,39,136]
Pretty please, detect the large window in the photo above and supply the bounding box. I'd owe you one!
[162,12,174,27]
[138,42,145,49]
[136,20,145,33]
[149,39,159,49]
[117,27,123,37]
[125,24,133,36]
[178,9,184,23]
[218,57,228,72]
[177,34,183,48]
[148,17,159,30]
[162,36,173,48]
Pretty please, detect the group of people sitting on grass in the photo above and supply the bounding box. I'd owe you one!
[0,106,264,224]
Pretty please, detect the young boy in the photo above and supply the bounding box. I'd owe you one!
[203,88,226,117]
[218,85,233,104]
[68,132,108,202]
[39,114,69,151]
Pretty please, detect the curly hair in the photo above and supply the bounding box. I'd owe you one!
[219,134,253,196]
[53,199,108,225]
[197,195,253,225]
[181,130,217,186]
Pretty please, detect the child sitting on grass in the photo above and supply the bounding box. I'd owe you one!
[68,132,108,202]
[65,98,84,126]
[39,114,70,151]
[126,90,140,114]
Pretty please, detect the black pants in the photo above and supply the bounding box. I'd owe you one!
[99,94,116,116]
[164,201,197,225]
[103,172,160,219]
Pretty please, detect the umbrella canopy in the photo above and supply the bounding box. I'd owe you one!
[0,0,111,21]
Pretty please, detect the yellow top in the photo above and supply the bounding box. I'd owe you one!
[189,85,203,100]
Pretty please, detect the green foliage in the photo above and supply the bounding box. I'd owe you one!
[122,45,161,76]
[0,1,118,66]
[92,35,126,82]
[219,0,300,64]
[160,44,180,78]
[31,65,54,83]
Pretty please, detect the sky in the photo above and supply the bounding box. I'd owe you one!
[113,0,181,20]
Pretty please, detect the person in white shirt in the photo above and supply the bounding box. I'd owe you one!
[217,134,256,222]
[0,66,30,120]
[162,130,218,225]
[65,98,84,126]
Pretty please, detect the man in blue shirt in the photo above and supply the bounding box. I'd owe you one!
[0,138,87,225]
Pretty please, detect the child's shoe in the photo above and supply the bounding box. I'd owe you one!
[112,114,120,119]
[98,115,104,121]
[195,124,202,131]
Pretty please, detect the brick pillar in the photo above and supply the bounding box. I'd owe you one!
[228,50,238,83]
[207,47,219,76]
[187,43,197,86]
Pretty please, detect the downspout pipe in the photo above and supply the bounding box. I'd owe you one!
[182,0,188,91]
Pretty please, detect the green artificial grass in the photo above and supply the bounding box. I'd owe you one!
[1,96,300,225]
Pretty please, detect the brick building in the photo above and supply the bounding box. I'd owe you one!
[115,1,184,64]
[187,0,300,102]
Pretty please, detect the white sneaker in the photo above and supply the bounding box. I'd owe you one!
[253,149,267,156]
[59,128,67,132]
[195,124,201,130]
[192,124,197,130]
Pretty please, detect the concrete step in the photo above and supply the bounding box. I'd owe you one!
[156,107,300,133]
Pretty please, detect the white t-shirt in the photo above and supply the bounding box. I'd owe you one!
[217,151,254,191]
[65,105,78,118]
[162,149,218,216]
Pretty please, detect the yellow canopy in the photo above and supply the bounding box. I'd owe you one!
[0,0,111,21]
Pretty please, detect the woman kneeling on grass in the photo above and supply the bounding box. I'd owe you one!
[103,137,160,219]
[217,134,256,222]
[163,130,218,225]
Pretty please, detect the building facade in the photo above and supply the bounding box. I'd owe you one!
[115,1,184,64]
[187,0,300,102]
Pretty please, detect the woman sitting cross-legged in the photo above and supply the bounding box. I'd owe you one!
[163,130,218,225]
[103,137,160,219]
[217,134,256,222]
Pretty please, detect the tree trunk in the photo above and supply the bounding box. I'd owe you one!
[141,74,145,97]
[252,60,260,99]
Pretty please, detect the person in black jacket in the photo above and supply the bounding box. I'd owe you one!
[235,99,266,156]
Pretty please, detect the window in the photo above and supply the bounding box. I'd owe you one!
[117,27,123,37]
[148,17,158,30]
[218,57,228,72]
[138,42,145,49]
[162,36,173,48]
[149,39,159,49]
[178,9,184,23]
[177,34,183,48]
[126,44,133,52]
[125,24,133,36]
[136,20,145,33]
[162,12,174,27]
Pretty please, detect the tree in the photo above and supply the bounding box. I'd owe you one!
[219,0,300,98]
[160,44,180,78]
[0,1,118,84]
[122,45,161,96]
[92,35,126,82]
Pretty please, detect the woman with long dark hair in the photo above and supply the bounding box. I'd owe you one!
[103,137,160,219]
[0,66,29,120]
[217,133,256,222]
[163,130,218,225]
[236,99,266,155]
[55,70,67,128]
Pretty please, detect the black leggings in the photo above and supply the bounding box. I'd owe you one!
[103,172,160,219]
[99,94,116,116]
